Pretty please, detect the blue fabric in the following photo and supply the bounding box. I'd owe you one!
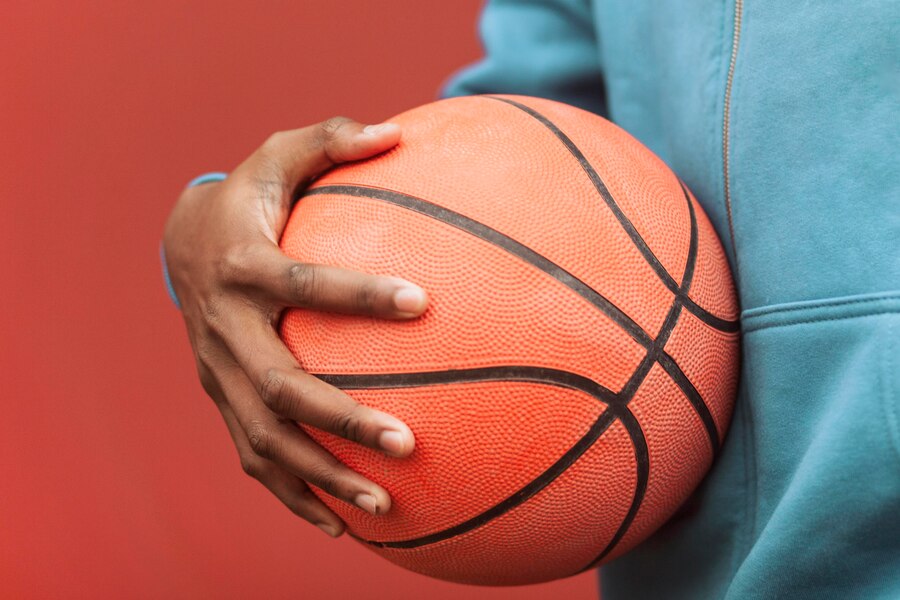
[445,1,900,598]
[161,172,229,309]
[186,171,228,188]
[160,243,181,310]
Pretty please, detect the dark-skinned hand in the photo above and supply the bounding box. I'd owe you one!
[163,118,427,538]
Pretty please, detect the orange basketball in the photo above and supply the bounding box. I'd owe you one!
[279,95,739,585]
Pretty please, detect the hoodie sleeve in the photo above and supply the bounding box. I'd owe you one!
[441,0,606,117]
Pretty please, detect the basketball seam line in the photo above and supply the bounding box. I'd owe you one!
[304,183,719,562]
[320,366,619,403]
[306,184,650,345]
[581,180,717,570]
[484,95,739,334]
[306,183,720,455]
[463,97,729,474]
[316,367,626,549]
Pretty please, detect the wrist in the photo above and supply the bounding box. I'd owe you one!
[161,172,229,309]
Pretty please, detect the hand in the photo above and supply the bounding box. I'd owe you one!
[163,118,427,538]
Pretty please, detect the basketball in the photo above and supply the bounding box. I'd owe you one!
[278,95,740,585]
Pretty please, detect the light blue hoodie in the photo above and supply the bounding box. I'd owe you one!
[444,1,900,598]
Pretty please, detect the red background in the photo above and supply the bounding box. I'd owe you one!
[0,1,598,598]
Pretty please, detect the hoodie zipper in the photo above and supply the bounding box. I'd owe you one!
[723,0,743,278]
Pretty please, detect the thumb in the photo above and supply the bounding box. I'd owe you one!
[232,117,401,233]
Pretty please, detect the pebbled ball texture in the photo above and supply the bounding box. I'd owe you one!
[279,95,739,586]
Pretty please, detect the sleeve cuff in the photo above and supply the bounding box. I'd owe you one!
[186,171,228,187]
[160,242,181,310]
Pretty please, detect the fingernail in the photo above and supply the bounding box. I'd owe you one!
[393,286,427,314]
[379,430,407,456]
[316,522,341,538]
[354,493,379,515]
[363,123,398,136]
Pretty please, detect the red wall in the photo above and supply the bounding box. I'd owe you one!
[0,1,598,598]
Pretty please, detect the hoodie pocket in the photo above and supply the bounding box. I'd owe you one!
[725,291,900,597]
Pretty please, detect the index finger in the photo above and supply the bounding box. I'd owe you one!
[220,303,415,458]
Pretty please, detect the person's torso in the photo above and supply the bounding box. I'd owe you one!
[591,2,900,598]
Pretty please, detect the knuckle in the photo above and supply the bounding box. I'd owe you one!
[203,297,221,324]
[248,172,287,208]
[319,116,352,144]
[240,455,262,479]
[332,409,365,444]
[285,501,307,519]
[194,340,218,371]
[202,295,231,338]
[354,281,380,313]
[218,244,256,285]
[262,304,282,327]
[288,263,319,306]
[246,420,276,459]
[285,489,316,518]
[306,463,341,497]
[249,138,290,200]
[262,130,289,151]
[198,369,218,398]
[259,369,288,412]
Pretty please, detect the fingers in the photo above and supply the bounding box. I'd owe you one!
[262,118,401,183]
[255,466,346,538]
[216,399,346,536]
[232,245,427,318]
[219,364,395,516]
[196,333,400,522]
[231,118,401,233]
[212,244,422,458]
[217,306,414,458]
[170,115,413,533]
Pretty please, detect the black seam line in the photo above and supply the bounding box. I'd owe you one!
[662,186,719,453]
[610,182,698,404]
[681,291,739,332]
[306,185,653,347]
[656,351,721,456]
[318,366,619,406]
[581,183,694,569]
[653,185,719,454]
[579,354,657,570]
[358,411,618,549]
[307,183,715,557]
[584,409,649,566]
[314,367,635,549]
[483,95,739,334]
[580,179,713,570]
